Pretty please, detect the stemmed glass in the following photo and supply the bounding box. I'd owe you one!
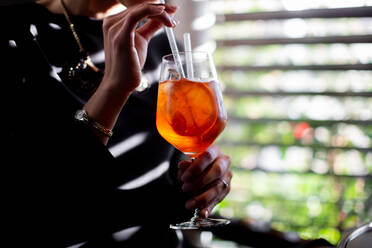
[156,51,230,229]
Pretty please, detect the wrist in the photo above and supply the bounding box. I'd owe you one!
[99,76,135,100]
[101,72,142,94]
[83,79,134,144]
[85,82,131,123]
[75,109,113,137]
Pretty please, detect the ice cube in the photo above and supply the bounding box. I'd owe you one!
[168,68,181,81]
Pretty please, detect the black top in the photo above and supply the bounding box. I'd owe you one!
[2,3,190,247]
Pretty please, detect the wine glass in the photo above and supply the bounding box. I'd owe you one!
[156,51,230,229]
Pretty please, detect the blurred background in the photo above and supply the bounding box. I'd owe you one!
[170,0,372,247]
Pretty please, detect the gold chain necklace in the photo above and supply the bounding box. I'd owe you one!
[60,0,85,52]
[59,0,103,99]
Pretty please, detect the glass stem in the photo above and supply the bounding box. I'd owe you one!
[188,157,202,224]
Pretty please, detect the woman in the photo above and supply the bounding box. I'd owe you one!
[3,0,232,247]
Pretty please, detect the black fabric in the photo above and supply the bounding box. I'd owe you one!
[2,3,191,247]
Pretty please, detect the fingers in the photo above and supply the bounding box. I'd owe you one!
[105,3,178,49]
[181,146,221,182]
[178,146,233,218]
[102,2,178,72]
[202,155,231,186]
[181,155,230,193]
[186,170,233,217]
[177,160,192,182]
[106,4,165,49]
[137,5,178,41]
[200,170,232,218]
[122,3,167,38]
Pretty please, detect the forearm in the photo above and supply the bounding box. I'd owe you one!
[83,3,178,145]
[83,81,133,144]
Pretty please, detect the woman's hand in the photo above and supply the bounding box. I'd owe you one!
[177,145,233,218]
[101,2,178,92]
[84,3,178,144]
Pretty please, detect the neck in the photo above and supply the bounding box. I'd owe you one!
[36,0,123,19]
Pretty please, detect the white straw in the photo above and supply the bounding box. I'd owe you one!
[183,33,194,79]
[160,0,185,78]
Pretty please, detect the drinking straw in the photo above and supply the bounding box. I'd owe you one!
[183,33,194,79]
[160,0,185,78]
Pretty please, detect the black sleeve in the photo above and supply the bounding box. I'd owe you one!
[2,6,191,247]
[2,8,133,247]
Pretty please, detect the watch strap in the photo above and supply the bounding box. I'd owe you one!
[75,109,113,137]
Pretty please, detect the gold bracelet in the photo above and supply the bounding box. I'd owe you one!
[74,109,113,137]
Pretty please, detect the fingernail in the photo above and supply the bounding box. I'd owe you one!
[166,5,178,11]
[182,183,192,192]
[171,17,179,27]
[185,199,195,210]
[156,5,166,11]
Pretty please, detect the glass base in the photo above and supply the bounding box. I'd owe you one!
[170,217,231,230]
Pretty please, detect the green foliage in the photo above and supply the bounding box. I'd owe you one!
[216,169,372,244]
[318,228,341,245]
[211,1,372,245]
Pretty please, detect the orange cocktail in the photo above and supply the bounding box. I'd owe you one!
[157,51,230,229]
[156,78,227,157]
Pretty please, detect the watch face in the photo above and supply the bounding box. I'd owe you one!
[75,109,86,121]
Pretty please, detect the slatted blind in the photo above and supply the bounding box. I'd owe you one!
[211,0,372,245]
